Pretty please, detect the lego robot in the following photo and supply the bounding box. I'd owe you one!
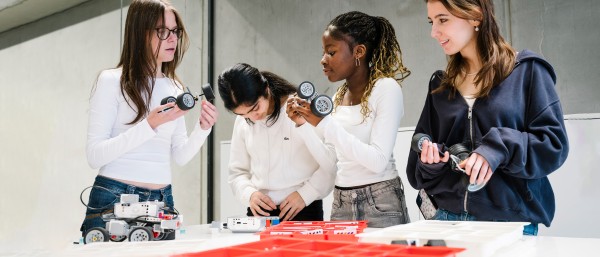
[83,194,182,244]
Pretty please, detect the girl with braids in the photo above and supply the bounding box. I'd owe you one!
[218,63,336,221]
[290,11,411,227]
[82,0,218,238]
[407,0,568,235]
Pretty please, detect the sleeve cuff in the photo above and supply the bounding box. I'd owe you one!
[315,115,331,136]
[296,185,320,206]
[241,187,258,207]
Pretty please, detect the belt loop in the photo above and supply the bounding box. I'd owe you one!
[365,186,375,205]
[397,177,404,192]
[160,188,166,200]
[126,185,136,194]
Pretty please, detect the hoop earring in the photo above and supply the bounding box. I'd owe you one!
[355,58,360,67]
[475,26,479,32]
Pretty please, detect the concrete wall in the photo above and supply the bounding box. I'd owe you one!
[211,0,600,234]
[0,0,205,251]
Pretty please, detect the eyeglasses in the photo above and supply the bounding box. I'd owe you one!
[155,27,182,40]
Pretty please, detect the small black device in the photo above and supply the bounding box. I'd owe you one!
[411,133,486,192]
[296,81,333,117]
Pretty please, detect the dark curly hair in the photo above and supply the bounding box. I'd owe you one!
[325,11,410,120]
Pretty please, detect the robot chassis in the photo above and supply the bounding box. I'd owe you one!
[83,194,182,244]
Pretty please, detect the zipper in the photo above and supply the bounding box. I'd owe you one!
[463,102,475,212]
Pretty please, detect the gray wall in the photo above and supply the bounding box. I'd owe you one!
[211,0,600,232]
[0,0,206,251]
[0,0,599,252]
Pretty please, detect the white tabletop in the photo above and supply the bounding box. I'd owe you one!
[54,225,600,257]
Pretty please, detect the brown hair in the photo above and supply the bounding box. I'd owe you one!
[325,11,410,120]
[118,0,189,124]
[426,0,515,98]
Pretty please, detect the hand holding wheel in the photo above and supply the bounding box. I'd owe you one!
[159,84,215,113]
[411,133,486,192]
[297,81,333,117]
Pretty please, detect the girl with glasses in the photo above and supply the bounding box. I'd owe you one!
[81,0,218,240]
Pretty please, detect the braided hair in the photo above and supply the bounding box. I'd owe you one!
[325,11,410,120]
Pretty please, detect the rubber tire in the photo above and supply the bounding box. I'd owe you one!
[201,83,215,101]
[84,227,110,244]
[311,95,333,117]
[128,227,154,242]
[161,96,177,105]
[411,133,432,153]
[176,92,196,110]
[297,81,315,99]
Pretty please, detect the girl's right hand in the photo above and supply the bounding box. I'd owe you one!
[147,102,188,129]
[286,97,306,126]
[249,192,277,217]
[290,98,323,127]
[420,139,450,164]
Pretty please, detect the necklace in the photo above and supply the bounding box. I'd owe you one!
[462,70,477,76]
[460,67,478,76]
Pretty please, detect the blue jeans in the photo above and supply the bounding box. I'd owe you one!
[80,176,175,236]
[331,177,410,228]
[433,209,539,236]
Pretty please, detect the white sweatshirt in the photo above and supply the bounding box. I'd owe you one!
[317,78,404,187]
[86,68,211,184]
[228,101,337,206]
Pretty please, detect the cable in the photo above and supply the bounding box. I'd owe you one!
[79,185,119,210]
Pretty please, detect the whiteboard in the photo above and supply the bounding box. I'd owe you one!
[219,141,247,221]
[219,114,600,237]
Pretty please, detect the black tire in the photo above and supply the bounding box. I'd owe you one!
[311,95,333,117]
[161,96,177,105]
[155,231,176,241]
[84,227,110,244]
[411,133,432,153]
[176,92,196,110]
[448,143,470,161]
[297,81,315,99]
[201,83,215,101]
[128,227,154,242]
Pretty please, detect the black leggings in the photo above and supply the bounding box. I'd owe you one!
[246,199,324,221]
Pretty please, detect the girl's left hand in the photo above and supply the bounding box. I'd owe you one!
[458,152,493,186]
[289,98,324,127]
[199,100,218,130]
[279,192,306,221]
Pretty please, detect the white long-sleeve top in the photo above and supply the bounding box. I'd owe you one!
[316,78,404,187]
[86,68,211,184]
[228,101,337,207]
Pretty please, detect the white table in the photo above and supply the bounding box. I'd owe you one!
[58,225,600,257]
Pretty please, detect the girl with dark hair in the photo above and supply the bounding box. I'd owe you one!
[218,63,336,221]
[81,0,218,238]
[407,0,569,235]
[290,11,411,227]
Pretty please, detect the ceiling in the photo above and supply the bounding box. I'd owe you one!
[0,0,90,33]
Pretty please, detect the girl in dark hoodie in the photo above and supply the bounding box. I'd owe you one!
[408,0,569,235]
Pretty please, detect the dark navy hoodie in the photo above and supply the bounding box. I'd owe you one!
[406,50,569,227]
